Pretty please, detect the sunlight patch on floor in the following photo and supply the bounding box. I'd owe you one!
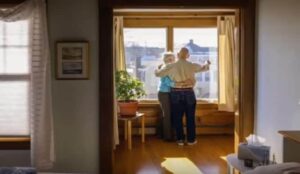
[161,158,203,174]
[220,156,227,162]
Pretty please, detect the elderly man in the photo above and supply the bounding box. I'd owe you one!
[155,47,210,146]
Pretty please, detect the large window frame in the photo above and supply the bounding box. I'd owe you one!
[0,20,31,149]
[123,16,218,103]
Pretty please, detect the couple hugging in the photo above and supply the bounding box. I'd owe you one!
[155,47,211,146]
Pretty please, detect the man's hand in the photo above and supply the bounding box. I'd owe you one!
[183,79,195,86]
[158,64,163,69]
[175,79,195,88]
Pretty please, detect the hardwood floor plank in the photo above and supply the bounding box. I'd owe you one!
[114,135,234,174]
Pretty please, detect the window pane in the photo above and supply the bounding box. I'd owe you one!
[174,28,218,100]
[0,48,4,73]
[2,20,29,46]
[5,48,29,74]
[0,20,30,136]
[124,28,167,99]
[0,20,30,75]
[0,81,29,136]
[0,21,3,45]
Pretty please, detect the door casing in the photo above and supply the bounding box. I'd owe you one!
[99,0,256,173]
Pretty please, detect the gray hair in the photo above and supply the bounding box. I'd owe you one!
[162,51,175,63]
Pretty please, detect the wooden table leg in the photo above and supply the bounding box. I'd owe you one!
[128,120,132,150]
[141,115,145,143]
[124,120,128,140]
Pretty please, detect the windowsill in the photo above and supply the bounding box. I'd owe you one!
[197,99,218,104]
[0,136,30,150]
[138,99,218,106]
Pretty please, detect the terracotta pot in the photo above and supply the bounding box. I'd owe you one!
[118,100,138,116]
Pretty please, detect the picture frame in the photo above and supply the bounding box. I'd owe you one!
[56,42,89,79]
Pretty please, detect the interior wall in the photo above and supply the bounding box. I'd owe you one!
[0,0,99,172]
[48,0,99,173]
[0,150,30,167]
[256,0,300,163]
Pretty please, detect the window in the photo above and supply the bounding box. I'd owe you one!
[173,28,218,99]
[124,28,167,99]
[123,18,218,101]
[0,20,30,136]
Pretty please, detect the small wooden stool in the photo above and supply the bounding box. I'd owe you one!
[118,112,145,150]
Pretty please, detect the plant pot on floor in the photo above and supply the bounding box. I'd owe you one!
[118,100,138,116]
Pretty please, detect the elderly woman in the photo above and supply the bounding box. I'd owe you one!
[156,52,176,141]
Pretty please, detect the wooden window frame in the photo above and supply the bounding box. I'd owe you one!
[123,17,217,27]
[0,137,30,150]
[123,17,219,103]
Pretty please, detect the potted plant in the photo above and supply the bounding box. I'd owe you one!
[116,70,146,116]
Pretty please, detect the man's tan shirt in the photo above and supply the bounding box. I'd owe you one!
[155,59,209,88]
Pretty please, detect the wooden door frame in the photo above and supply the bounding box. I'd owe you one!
[99,0,256,173]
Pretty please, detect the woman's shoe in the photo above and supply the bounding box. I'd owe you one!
[177,140,184,146]
[187,140,197,146]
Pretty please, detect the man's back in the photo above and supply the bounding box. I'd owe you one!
[168,59,198,82]
[155,59,209,88]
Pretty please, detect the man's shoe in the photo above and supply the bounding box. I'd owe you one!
[187,140,197,146]
[177,140,184,146]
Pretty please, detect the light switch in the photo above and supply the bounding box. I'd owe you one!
[298,99,300,105]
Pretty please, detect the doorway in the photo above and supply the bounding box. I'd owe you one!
[99,1,256,173]
[113,9,233,174]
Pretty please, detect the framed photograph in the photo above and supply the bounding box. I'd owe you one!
[56,42,89,79]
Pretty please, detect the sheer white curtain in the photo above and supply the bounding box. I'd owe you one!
[0,0,54,170]
[218,16,236,112]
[113,16,126,148]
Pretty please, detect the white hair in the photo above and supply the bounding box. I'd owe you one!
[162,52,175,64]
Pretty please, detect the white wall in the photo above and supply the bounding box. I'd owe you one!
[256,0,300,163]
[48,0,99,173]
[0,1,99,172]
[0,150,30,167]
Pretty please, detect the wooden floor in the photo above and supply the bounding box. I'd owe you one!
[114,135,234,174]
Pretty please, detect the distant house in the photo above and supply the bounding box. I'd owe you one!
[182,39,218,99]
[124,41,218,99]
[125,45,164,99]
[185,39,210,55]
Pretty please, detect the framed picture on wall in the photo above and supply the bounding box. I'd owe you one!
[56,42,89,79]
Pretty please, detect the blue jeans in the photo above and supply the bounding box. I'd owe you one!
[170,89,196,142]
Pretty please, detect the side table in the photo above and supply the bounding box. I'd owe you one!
[226,153,254,174]
[118,112,145,150]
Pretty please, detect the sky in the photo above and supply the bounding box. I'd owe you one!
[124,28,218,48]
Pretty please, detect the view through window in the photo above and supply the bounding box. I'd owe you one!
[124,27,218,101]
[124,28,167,99]
[0,20,30,136]
[174,28,218,100]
